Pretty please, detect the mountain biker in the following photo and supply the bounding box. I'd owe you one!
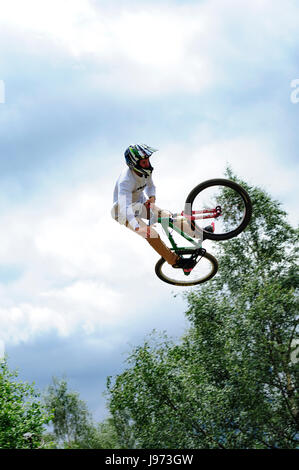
[111,144,209,271]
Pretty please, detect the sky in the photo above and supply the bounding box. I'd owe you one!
[0,0,298,421]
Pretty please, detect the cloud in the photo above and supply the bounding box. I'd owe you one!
[1,0,298,102]
[1,0,298,190]
[5,0,296,98]
[0,0,208,95]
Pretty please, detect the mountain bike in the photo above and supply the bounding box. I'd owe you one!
[153,178,252,286]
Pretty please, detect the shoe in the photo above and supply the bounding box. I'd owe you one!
[172,256,185,269]
[204,222,215,233]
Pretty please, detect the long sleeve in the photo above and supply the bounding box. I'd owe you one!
[144,175,156,199]
[112,167,155,230]
[118,179,140,230]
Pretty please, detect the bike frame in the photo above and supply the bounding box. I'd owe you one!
[150,205,221,253]
[157,215,203,253]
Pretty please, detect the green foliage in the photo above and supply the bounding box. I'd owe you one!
[43,376,120,448]
[107,332,228,449]
[43,376,94,448]
[84,418,120,449]
[0,359,51,448]
[216,167,298,292]
[107,170,299,448]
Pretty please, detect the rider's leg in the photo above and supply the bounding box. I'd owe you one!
[111,202,179,266]
[150,205,203,240]
[126,218,179,266]
[173,217,203,239]
[146,235,179,266]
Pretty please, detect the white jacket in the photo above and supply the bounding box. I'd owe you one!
[112,167,156,230]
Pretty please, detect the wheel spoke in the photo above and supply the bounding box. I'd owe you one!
[191,186,246,236]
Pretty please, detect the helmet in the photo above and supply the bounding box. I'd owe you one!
[124,144,158,177]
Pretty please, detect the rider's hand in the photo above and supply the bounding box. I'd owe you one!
[145,196,156,209]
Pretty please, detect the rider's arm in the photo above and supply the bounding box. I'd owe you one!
[144,176,156,209]
[118,180,140,230]
[144,175,156,201]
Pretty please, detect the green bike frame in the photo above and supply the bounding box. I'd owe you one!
[157,216,203,253]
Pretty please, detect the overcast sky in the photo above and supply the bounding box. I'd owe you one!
[0,0,298,421]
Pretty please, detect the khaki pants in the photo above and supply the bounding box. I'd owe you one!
[111,202,200,265]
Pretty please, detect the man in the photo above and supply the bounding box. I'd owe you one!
[111,144,207,271]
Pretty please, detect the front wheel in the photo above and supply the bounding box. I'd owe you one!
[184,178,252,241]
[155,249,218,286]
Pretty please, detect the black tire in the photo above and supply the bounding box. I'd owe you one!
[184,178,252,241]
[155,249,218,287]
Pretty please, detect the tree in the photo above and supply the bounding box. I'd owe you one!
[43,376,120,448]
[106,170,298,448]
[84,418,120,449]
[43,376,94,448]
[0,359,50,448]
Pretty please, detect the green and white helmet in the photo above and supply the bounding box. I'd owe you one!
[124,144,158,176]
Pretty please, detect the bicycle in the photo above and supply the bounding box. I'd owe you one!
[153,178,252,286]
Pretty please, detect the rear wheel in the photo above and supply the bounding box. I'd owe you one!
[155,249,218,286]
[184,178,252,241]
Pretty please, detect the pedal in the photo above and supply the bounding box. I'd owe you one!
[182,248,206,275]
